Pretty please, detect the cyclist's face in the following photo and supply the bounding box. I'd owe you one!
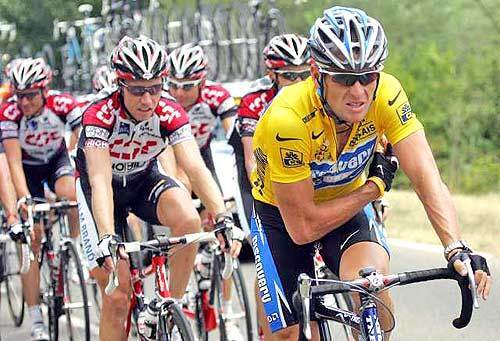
[314,68,378,123]
[167,78,201,109]
[271,64,311,89]
[16,88,45,116]
[121,78,163,121]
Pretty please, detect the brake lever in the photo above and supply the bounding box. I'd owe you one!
[463,258,479,309]
[104,241,119,295]
[298,273,312,340]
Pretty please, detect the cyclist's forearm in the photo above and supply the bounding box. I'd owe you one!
[242,136,255,181]
[86,148,115,237]
[414,179,461,246]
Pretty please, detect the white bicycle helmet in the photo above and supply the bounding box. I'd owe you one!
[92,65,117,91]
[263,34,311,69]
[111,35,168,80]
[10,58,52,90]
[168,43,207,80]
[3,58,24,78]
[308,6,387,73]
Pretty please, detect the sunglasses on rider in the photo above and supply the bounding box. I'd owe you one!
[166,78,202,91]
[323,71,380,87]
[275,70,311,81]
[120,81,163,96]
[16,90,41,100]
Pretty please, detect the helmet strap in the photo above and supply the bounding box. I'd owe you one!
[316,73,351,126]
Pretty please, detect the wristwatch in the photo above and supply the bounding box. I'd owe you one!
[444,240,470,260]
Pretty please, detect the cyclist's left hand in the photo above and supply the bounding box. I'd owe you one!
[448,249,492,300]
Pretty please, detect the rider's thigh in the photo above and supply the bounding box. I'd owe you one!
[339,241,390,280]
[156,186,200,234]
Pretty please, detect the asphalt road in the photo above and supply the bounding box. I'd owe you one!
[1,240,498,340]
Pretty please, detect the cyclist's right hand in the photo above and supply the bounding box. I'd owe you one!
[367,143,399,194]
[7,222,27,243]
[17,195,33,220]
[96,234,124,271]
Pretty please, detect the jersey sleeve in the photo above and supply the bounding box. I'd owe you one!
[376,74,423,145]
[237,92,266,137]
[157,98,194,146]
[263,105,312,184]
[0,102,21,141]
[81,98,115,143]
[50,94,82,130]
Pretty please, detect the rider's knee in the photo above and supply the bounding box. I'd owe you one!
[170,212,201,234]
[102,289,130,320]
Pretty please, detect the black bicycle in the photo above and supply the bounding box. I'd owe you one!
[293,262,478,340]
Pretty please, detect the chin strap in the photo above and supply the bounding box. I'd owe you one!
[316,73,351,126]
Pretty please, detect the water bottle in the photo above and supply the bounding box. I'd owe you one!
[138,298,159,340]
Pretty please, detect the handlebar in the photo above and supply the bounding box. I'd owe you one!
[104,230,233,295]
[297,263,478,339]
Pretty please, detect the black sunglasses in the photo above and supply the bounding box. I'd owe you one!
[277,70,311,81]
[120,81,163,96]
[328,72,379,87]
[16,90,41,100]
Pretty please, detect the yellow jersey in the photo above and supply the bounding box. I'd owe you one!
[251,72,423,206]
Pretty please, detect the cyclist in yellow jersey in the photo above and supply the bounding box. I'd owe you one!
[250,6,491,340]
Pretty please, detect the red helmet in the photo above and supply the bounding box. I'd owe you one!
[263,34,311,70]
[10,58,52,90]
[111,35,168,80]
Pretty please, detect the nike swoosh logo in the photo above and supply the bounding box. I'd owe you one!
[275,133,301,142]
[311,130,324,140]
[388,89,402,106]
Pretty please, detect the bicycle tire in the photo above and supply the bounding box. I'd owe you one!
[157,301,195,341]
[186,272,208,341]
[61,241,90,341]
[39,246,59,341]
[230,259,255,340]
[3,242,25,326]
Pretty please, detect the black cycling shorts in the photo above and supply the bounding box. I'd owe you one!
[76,160,180,269]
[250,200,390,333]
[23,149,74,198]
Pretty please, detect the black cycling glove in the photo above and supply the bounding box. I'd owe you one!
[447,248,491,276]
[368,143,399,193]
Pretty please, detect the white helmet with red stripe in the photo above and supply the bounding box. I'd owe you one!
[168,43,207,80]
[10,58,52,90]
[111,35,168,80]
[92,65,117,91]
[263,34,311,70]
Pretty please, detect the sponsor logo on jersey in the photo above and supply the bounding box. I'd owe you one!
[0,121,17,131]
[349,120,376,147]
[396,102,413,125]
[314,139,331,161]
[311,138,376,189]
[302,109,316,123]
[168,124,193,145]
[280,148,303,168]
[85,125,109,140]
[118,122,131,135]
[112,161,148,173]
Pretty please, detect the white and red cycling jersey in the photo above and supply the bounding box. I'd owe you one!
[237,76,277,138]
[181,80,236,149]
[77,89,193,182]
[0,92,82,165]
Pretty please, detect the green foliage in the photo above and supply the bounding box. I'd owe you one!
[0,0,498,193]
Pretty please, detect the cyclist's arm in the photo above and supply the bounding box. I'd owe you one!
[158,146,192,191]
[3,139,30,198]
[274,179,380,245]
[241,136,254,181]
[0,152,18,223]
[68,126,81,151]
[84,144,115,237]
[221,115,235,135]
[394,130,460,246]
[173,138,225,215]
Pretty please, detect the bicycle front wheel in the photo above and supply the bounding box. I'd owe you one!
[61,241,90,341]
[158,302,195,341]
[2,241,25,326]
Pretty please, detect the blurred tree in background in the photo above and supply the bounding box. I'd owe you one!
[0,0,498,193]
